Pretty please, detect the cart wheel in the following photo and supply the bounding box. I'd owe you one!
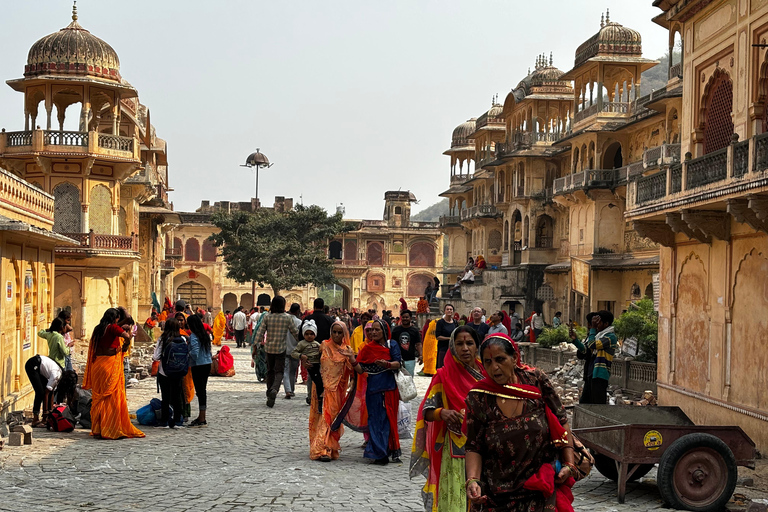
[593,453,654,482]
[657,433,737,512]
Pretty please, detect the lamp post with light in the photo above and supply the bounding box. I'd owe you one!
[242,148,273,307]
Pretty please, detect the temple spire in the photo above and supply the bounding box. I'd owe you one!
[72,1,78,21]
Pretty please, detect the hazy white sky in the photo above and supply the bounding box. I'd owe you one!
[0,1,668,218]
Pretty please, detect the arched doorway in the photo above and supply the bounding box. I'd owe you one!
[367,242,384,266]
[328,240,342,260]
[222,292,238,312]
[535,215,553,248]
[257,293,271,308]
[240,293,253,310]
[407,273,434,298]
[177,281,207,310]
[602,141,623,169]
[185,238,200,262]
[408,242,436,267]
[54,273,81,340]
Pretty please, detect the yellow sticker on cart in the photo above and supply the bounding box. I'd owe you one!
[643,430,663,451]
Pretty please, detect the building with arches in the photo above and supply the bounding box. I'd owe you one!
[439,13,671,323]
[329,191,443,313]
[0,5,177,369]
[623,0,768,452]
[172,198,316,314]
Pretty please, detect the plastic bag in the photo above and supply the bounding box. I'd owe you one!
[397,401,412,439]
[395,367,417,402]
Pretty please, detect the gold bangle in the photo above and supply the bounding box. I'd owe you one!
[433,408,443,420]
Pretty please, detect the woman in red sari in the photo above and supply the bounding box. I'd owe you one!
[309,321,355,461]
[464,334,576,512]
[410,325,486,511]
[82,308,145,440]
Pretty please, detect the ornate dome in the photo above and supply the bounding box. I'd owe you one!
[487,104,503,118]
[574,11,642,68]
[513,54,571,98]
[25,4,121,81]
[451,118,476,148]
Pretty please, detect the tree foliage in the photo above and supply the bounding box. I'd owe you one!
[613,298,658,363]
[209,204,349,296]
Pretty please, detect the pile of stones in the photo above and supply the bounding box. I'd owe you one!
[128,344,155,381]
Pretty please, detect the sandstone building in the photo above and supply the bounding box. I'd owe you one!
[0,5,176,415]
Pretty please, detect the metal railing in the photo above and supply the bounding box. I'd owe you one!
[5,131,32,147]
[98,133,134,152]
[44,130,88,146]
[733,140,749,178]
[460,204,499,220]
[670,164,682,193]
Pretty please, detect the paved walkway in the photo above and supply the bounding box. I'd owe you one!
[0,343,727,511]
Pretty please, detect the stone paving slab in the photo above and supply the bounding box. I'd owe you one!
[0,342,750,511]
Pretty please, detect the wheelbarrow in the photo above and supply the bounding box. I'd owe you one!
[572,404,756,512]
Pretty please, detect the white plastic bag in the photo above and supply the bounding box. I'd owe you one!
[395,367,418,402]
[397,401,412,439]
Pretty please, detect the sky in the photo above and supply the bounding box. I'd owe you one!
[0,1,668,218]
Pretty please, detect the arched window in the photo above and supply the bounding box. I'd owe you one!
[328,240,342,259]
[173,237,182,257]
[89,184,112,234]
[503,221,509,250]
[118,207,127,236]
[703,71,734,154]
[344,240,357,261]
[367,242,384,266]
[185,238,200,261]
[394,206,402,215]
[367,272,385,292]
[407,273,434,297]
[53,182,82,233]
[408,242,435,267]
[202,240,217,262]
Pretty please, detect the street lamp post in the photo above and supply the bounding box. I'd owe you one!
[242,148,273,207]
[242,148,273,308]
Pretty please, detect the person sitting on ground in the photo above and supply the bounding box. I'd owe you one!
[449,275,463,298]
[292,320,324,413]
[473,255,487,273]
[511,322,525,343]
[465,256,475,271]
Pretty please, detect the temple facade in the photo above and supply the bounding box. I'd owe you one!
[0,5,176,414]
[627,0,768,452]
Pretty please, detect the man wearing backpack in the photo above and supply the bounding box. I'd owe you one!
[152,317,190,428]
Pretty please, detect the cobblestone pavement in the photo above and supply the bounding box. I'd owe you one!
[0,342,759,511]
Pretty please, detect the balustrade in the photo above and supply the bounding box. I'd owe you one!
[98,133,134,152]
[670,164,682,193]
[636,171,667,204]
[686,148,727,189]
[733,140,749,178]
[5,131,32,147]
[44,130,88,146]
[669,62,682,79]
[60,231,137,251]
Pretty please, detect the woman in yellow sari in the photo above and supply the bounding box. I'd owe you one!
[82,308,144,440]
[309,321,356,461]
[212,310,226,346]
[421,318,438,376]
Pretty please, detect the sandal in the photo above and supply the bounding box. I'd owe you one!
[189,419,207,428]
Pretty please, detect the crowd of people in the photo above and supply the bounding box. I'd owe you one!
[23,290,619,512]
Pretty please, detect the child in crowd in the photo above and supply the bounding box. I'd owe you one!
[291,320,324,413]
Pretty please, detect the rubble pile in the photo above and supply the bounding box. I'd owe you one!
[128,343,156,381]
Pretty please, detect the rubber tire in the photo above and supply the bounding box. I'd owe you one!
[593,452,654,482]
[657,433,737,512]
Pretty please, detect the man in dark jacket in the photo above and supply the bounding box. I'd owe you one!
[301,298,334,343]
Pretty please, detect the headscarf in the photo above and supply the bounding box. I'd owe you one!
[469,333,565,445]
[499,310,512,334]
[217,345,234,375]
[302,319,318,336]
[410,327,486,502]
[321,321,353,391]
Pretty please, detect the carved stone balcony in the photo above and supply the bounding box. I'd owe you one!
[56,230,138,256]
[643,143,681,169]
[165,246,182,259]
[0,166,55,228]
[460,204,500,221]
[439,215,462,228]
[552,168,619,196]
[669,62,683,80]
[573,101,630,124]
[0,129,140,163]
[627,133,768,246]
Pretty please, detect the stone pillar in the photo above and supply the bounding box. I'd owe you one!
[81,203,89,233]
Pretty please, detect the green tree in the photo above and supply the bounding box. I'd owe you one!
[209,204,349,296]
[613,298,658,363]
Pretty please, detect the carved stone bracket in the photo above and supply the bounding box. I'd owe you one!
[666,212,710,244]
[680,209,730,241]
[727,198,768,234]
[748,195,768,222]
[632,220,676,247]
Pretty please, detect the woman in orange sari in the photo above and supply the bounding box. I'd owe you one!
[212,310,226,346]
[309,321,355,461]
[82,308,145,440]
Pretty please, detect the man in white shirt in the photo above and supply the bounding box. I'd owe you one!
[532,309,545,338]
[24,354,62,427]
[232,307,248,348]
[249,308,261,331]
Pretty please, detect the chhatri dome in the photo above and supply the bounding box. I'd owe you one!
[451,118,477,148]
[24,2,121,81]
[573,9,642,68]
